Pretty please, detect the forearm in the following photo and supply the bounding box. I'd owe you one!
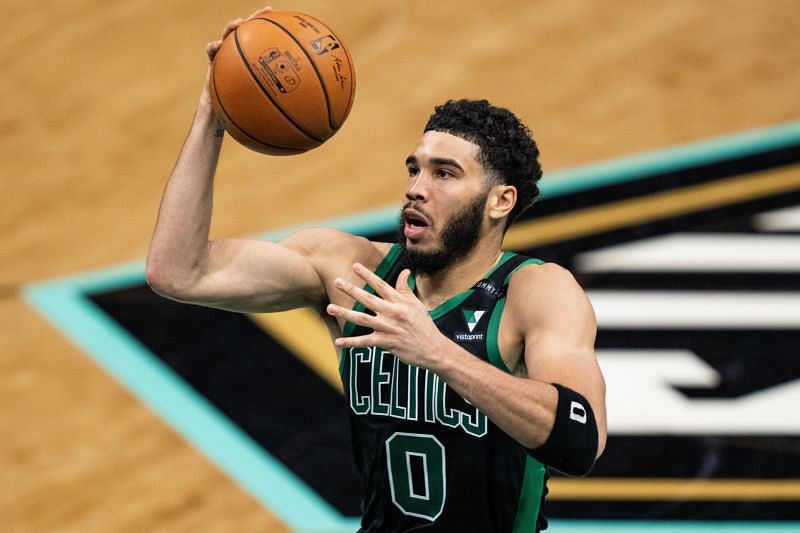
[146,93,224,295]
[432,341,557,449]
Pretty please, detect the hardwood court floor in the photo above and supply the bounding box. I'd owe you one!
[2,0,800,530]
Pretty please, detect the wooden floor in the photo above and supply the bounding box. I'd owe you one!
[3,0,800,530]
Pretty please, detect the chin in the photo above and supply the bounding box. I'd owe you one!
[405,238,435,251]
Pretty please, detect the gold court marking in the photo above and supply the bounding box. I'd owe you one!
[250,310,800,503]
[504,164,800,250]
[253,165,800,394]
[549,478,800,501]
[250,309,342,393]
[250,167,800,502]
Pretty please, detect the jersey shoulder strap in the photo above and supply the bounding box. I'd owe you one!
[342,244,404,337]
[343,246,544,336]
[471,252,544,300]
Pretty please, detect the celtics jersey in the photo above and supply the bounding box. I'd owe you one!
[339,244,549,532]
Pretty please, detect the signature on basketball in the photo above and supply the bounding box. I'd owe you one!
[331,55,348,90]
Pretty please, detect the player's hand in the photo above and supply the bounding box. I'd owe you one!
[327,263,449,369]
[201,6,272,112]
[206,6,273,63]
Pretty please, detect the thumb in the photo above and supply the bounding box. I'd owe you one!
[396,269,413,294]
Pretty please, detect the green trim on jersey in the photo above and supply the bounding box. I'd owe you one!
[486,299,512,373]
[419,251,520,320]
[342,244,403,339]
[428,290,473,320]
[340,244,403,375]
[512,456,547,533]
[340,248,542,378]
[486,258,544,373]
[505,257,544,285]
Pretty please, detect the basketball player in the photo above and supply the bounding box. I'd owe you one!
[146,8,606,531]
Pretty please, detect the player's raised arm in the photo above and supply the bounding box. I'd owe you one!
[145,7,330,314]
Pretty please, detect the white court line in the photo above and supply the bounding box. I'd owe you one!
[588,291,800,328]
[754,205,800,231]
[576,233,800,272]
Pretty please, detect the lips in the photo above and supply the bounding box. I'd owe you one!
[402,207,430,240]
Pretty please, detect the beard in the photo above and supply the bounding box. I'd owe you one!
[398,191,488,276]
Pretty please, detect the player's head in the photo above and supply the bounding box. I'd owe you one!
[397,100,541,275]
[423,99,542,229]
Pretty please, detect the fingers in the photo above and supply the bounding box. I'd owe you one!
[206,39,223,62]
[207,6,271,62]
[246,5,273,21]
[334,275,387,312]
[351,263,398,301]
[327,302,379,349]
[205,16,241,62]
[326,303,377,329]
[334,333,376,349]
[221,17,243,39]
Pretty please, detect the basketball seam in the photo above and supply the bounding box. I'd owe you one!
[233,28,324,143]
[254,17,336,132]
[212,67,307,153]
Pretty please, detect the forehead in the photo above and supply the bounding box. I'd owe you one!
[410,131,481,168]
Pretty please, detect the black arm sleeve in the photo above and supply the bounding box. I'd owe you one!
[526,383,599,476]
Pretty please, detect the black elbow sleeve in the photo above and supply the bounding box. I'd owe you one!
[526,383,598,476]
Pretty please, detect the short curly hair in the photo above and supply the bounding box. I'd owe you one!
[424,99,542,228]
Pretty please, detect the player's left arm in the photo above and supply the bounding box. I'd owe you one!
[328,261,607,475]
[503,262,607,474]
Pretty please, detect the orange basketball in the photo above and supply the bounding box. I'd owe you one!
[210,11,356,155]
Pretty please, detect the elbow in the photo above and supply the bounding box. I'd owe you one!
[527,439,598,477]
[596,426,607,460]
[145,260,173,298]
[145,256,191,301]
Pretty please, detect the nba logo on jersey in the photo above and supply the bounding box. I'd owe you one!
[462,310,486,333]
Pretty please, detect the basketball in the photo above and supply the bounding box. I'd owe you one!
[210,11,356,155]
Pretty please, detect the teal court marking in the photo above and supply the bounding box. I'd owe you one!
[25,121,800,532]
[547,521,800,533]
[541,120,800,198]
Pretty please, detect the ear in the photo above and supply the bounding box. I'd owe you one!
[487,184,517,222]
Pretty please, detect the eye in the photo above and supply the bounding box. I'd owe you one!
[435,168,453,178]
[407,166,419,177]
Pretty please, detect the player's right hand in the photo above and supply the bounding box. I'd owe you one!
[206,6,273,63]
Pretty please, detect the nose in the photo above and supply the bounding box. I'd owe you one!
[405,172,428,202]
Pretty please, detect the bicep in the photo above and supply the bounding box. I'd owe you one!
[512,265,607,448]
[523,286,600,390]
[170,229,337,313]
[197,236,326,312]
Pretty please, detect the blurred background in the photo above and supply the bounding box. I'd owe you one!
[4,0,800,531]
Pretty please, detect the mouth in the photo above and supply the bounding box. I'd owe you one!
[402,208,430,240]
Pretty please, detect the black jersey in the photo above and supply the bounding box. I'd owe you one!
[339,244,549,532]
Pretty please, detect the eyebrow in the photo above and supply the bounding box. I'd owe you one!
[405,155,465,172]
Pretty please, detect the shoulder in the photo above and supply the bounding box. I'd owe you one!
[507,261,581,293]
[280,226,394,277]
[505,261,596,330]
[280,227,360,253]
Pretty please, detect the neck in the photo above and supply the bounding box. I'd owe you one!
[413,236,504,310]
